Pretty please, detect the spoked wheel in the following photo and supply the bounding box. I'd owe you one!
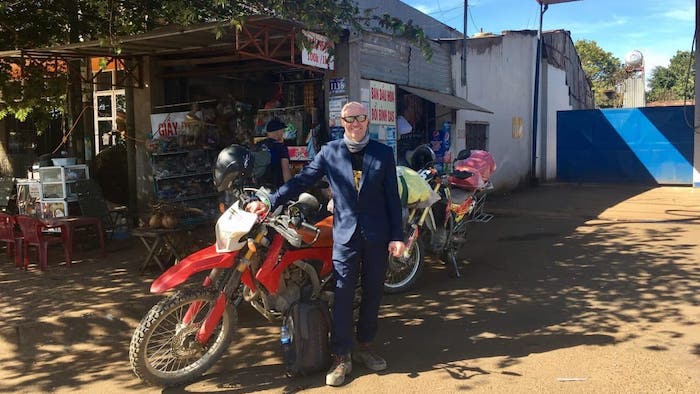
[444,214,465,278]
[129,288,237,387]
[384,238,423,293]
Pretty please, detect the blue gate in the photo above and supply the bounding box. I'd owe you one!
[557,106,694,185]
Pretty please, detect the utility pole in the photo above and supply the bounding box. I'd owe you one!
[462,0,468,87]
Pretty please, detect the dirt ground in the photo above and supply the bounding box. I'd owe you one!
[1,183,700,394]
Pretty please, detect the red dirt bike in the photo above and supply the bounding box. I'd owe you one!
[129,188,338,387]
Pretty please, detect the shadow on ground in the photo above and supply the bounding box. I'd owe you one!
[1,183,699,393]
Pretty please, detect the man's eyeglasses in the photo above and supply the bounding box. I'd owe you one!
[341,115,368,123]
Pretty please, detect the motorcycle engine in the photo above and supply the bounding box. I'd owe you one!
[270,264,309,313]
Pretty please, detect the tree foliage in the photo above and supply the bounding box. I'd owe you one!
[574,39,624,108]
[0,0,432,129]
[647,50,695,102]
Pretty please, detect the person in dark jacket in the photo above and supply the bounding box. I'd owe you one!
[247,101,405,387]
[257,118,292,189]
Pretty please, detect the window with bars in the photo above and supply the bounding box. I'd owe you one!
[465,122,488,151]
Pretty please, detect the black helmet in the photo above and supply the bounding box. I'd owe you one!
[213,144,254,191]
[409,144,436,170]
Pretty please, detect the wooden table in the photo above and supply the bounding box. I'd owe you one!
[132,227,187,274]
[43,216,106,267]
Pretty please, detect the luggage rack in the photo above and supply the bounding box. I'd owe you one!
[470,212,494,223]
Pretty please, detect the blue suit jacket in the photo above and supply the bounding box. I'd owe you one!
[269,139,403,245]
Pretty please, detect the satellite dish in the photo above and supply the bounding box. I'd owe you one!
[624,50,644,68]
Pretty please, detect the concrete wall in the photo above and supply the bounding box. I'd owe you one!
[454,32,537,191]
[451,30,584,191]
[133,56,154,214]
[542,64,572,181]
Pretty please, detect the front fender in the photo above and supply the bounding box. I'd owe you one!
[150,245,238,293]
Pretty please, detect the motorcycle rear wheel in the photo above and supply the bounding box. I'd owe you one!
[384,238,423,293]
[129,288,237,387]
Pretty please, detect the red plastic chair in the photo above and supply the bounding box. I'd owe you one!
[14,215,70,271]
[0,212,19,266]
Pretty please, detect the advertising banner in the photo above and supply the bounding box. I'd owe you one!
[369,80,396,126]
[149,111,189,139]
[301,30,335,70]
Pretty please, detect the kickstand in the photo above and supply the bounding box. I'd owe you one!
[448,252,461,278]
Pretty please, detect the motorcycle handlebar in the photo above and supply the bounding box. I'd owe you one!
[301,221,319,233]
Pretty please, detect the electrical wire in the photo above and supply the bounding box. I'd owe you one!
[469,5,480,36]
[51,105,146,155]
[52,105,93,155]
[681,33,697,133]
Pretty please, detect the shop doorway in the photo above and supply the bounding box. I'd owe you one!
[92,58,127,155]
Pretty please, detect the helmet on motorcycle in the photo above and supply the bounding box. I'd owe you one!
[408,144,436,170]
[213,144,254,192]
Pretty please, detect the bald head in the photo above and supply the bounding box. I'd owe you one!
[340,101,369,142]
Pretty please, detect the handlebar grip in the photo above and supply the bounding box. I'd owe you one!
[301,221,319,233]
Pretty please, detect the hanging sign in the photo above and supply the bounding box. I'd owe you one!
[369,80,396,126]
[329,77,346,95]
[301,30,335,70]
[149,111,188,139]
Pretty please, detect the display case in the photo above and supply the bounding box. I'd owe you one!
[40,200,81,219]
[38,165,89,200]
[16,179,41,216]
[150,145,220,223]
[36,164,89,218]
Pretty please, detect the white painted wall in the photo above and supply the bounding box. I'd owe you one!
[543,64,573,181]
[452,32,536,191]
[451,31,578,191]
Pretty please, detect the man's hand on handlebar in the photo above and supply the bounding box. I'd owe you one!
[245,200,269,217]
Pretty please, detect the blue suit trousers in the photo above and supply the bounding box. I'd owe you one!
[331,229,389,356]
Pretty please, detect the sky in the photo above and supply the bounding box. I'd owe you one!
[402,0,695,85]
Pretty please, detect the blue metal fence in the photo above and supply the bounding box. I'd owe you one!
[557,106,694,185]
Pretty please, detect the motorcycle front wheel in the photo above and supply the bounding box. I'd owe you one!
[129,288,237,387]
[384,238,423,293]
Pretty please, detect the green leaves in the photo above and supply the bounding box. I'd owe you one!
[574,39,623,108]
[1,0,434,132]
[647,50,695,102]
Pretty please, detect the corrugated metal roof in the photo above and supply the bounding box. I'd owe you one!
[0,17,296,59]
[399,85,493,114]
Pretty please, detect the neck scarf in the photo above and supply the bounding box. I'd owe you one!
[344,132,370,153]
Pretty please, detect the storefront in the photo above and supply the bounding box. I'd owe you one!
[332,30,492,172]
[2,17,490,221]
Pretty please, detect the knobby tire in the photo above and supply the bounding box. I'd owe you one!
[129,288,237,387]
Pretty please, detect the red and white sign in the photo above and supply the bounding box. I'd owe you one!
[369,80,396,126]
[288,146,310,161]
[301,30,335,70]
[149,111,188,139]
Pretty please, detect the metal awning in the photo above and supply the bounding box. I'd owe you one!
[0,17,327,87]
[0,18,294,59]
[398,85,493,114]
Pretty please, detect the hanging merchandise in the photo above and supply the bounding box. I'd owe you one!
[397,115,413,135]
[306,125,320,160]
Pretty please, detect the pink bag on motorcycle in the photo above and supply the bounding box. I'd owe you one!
[449,165,485,191]
[449,150,496,191]
[456,150,496,181]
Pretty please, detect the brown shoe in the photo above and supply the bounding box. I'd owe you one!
[352,345,387,371]
[326,354,352,386]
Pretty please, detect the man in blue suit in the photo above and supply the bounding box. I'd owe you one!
[247,101,405,386]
